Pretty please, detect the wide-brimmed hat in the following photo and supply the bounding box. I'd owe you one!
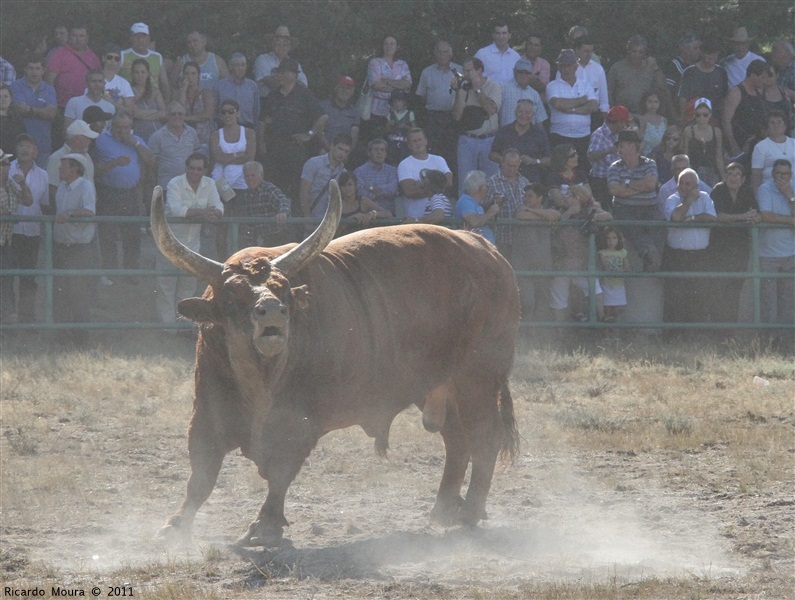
[66,119,100,139]
[265,25,299,48]
[727,27,754,43]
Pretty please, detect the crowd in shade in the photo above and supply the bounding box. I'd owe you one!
[0,17,793,350]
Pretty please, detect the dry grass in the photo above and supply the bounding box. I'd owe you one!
[1,331,793,598]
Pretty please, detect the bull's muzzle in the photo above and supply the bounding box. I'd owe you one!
[252,297,288,357]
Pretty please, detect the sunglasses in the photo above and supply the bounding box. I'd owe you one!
[515,70,532,74]
[104,55,121,61]
[221,108,238,115]
[694,111,710,118]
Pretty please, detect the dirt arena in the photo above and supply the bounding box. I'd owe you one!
[1,333,793,599]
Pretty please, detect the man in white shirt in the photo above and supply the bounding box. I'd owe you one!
[158,153,222,324]
[722,27,764,88]
[397,128,452,220]
[9,135,49,322]
[474,20,521,84]
[63,69,115,134]
[547,49,599,173]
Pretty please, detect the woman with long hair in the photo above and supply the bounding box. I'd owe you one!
[648,125,683,183]
[177,60,216,150]
[130,58,165,142]
[335,171,391,237]
[0,84,25,152]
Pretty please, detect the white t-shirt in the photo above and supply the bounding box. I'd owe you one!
[64,94,116,122]
[397,153,451,213]
[752,136,795,187]
[104,74,134,104]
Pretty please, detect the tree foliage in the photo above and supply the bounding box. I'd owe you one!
[1,0,792,98]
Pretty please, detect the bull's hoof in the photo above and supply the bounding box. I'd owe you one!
[155,521,191,544]
[234,520,285,548]
[429,496,464,527]
[430,498,488,528]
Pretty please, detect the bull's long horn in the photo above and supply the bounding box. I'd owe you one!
[271,178,342,277]
[150,186,223,287]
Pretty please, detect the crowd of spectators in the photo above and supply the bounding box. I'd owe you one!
[0,18,793,350]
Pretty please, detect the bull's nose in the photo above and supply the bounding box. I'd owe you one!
[254,297,286,318]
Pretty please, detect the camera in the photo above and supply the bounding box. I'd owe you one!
[449,69,473,93]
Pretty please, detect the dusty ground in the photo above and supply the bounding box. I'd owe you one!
[0,332,793,599]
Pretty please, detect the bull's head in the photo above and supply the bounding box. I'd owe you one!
[151,180,342,359]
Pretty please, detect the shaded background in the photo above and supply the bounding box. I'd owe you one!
[2,0,793,100]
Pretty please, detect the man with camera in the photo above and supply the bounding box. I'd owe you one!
[451,57,501,194]
[416,41,461,178]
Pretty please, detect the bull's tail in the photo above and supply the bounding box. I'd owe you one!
[498,381,520,462]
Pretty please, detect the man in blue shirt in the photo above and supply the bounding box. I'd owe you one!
[92,111,154,280]
[757,159,795,350]
[455,169,500,245]
[11,56,58,167]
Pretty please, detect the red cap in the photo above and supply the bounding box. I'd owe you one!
[606,105,631,122]
[337,75,356,87]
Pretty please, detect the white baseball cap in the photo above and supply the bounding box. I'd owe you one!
[130,23,150,35]
[66,120,100,139]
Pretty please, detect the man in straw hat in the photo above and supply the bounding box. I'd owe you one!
[722,27,763,88]
[254,25,307,99]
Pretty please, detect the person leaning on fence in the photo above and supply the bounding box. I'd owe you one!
[661,168,717,336]
[0,148,34,324]
[707,162,759,325]
[549,184,612,323]
[157,152,222,325]
[607,129,660,271]
[239,160,291,248]
[756,159,795,352]
[454,169,499,245]
[513,182,559,322]
[9,135,49,323]
[52,153,96,345]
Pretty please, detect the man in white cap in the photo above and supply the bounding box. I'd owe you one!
[254,26,307,99]
[53,152,97,344]
[120,22,170,99]
[722,27,763,88]
[47,119,98,203]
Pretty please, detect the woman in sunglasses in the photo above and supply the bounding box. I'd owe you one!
[648,124,683,184]
[682,97,724,186]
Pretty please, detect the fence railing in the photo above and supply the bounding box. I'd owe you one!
[0,214,792,332]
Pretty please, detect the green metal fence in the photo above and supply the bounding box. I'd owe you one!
[0,214,792,332]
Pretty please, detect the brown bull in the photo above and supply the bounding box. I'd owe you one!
[152,180,520,547]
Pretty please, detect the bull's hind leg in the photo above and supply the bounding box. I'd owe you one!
[430,402,470,526]
[459,382,502,526]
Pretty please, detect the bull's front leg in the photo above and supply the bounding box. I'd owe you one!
[158,371,247,543]
[234,406,319,547]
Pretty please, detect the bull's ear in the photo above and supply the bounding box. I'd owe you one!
[178,298,221,323]
[291,285,311,310]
